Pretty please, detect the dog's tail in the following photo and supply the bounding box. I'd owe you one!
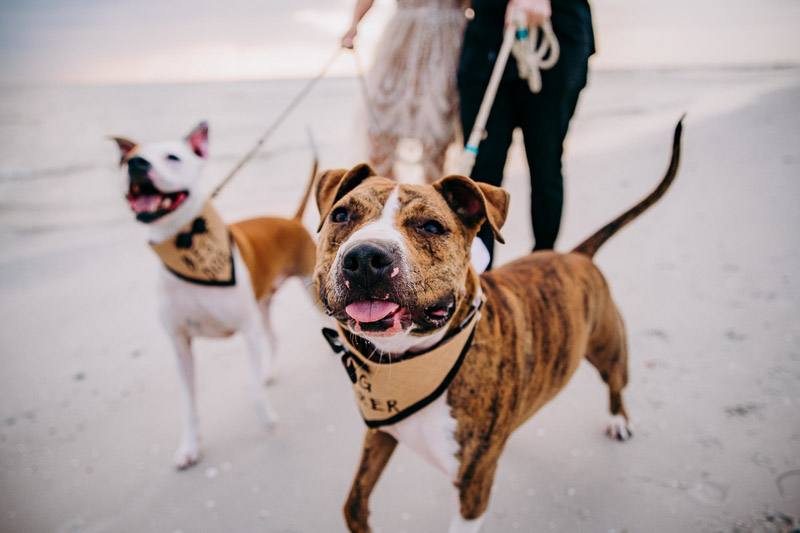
[572,116,684,259]
[293,154,318,221]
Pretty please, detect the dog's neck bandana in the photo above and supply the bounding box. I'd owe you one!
[322,290,484,428]
[149,199,236,286]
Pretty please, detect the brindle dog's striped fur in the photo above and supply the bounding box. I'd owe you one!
[318,119,683,531]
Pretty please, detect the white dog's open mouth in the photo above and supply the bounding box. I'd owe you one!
[127,179,189,223]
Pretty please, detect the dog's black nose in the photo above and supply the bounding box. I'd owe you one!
[342,242,395,285]
[127,156,151,177]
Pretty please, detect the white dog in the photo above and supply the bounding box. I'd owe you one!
[113,122,316,469]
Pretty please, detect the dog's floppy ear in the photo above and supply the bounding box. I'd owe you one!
[433,175,509,244]
[315,163,376,231]
[111,137,138,167]
[185,121,209,159]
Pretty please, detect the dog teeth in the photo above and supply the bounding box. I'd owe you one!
[162,197,172,208]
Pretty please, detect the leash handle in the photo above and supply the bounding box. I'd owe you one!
[513,19,559,93]
[538,21,559,68]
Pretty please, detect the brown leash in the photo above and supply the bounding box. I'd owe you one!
[209,48,342,199]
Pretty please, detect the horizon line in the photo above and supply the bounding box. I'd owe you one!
[1,62,798,90]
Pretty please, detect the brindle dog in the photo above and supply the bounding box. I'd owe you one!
[313,120,682,532]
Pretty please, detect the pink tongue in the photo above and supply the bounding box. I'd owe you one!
[346,301,399,323]
[130,195,161,212]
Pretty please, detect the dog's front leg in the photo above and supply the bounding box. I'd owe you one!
[170,332,201,470]
[241,319,279,429]
[344,429,398,533]
[448,455,500,533]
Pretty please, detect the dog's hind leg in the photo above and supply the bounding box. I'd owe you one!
[171,333,201,469]
[344,429,398,533]
[585,308,633,441]
[242,319,279,429]
[257,298,278,384]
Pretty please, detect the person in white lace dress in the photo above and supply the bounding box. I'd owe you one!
[342,0,467,183]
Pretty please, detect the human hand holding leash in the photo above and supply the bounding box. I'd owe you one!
[342,0,375,49]
[506,0,551,27]
[341,27,357,49]
[504,0,560,93]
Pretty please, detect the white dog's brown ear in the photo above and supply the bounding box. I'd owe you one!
[315,163,376,231]
[111,137,138,167]
[433,175,509,244]
[185,121,209,159]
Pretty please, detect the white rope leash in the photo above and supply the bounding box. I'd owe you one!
[459,14,559,175]
[512,19,559,93]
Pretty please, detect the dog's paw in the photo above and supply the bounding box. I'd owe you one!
[605,414,633,442]
[258,406,279,431]
[174,445,201,470]
[263,416,278,432]
[261,362,277,386]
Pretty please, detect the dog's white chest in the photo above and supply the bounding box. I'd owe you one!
[157,247,257,337]
[382,394,461,479]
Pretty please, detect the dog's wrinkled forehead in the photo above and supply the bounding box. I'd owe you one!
[319,177,393,239]
[342,177,398,225]
[324,177,473,261]
[135,140,198,167]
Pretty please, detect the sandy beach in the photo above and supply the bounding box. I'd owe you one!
[1,63,799,532]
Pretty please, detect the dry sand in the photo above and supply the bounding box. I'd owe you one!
[1,66,799,532]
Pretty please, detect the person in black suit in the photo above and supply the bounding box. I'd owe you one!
[458,0,594,265]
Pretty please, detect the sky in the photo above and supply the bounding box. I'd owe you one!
[0,0,394,84]
[0,0,798,85]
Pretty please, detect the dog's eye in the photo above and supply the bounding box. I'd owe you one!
[331,207,349,224]
[167,154,180,162]
[419,220,445,235]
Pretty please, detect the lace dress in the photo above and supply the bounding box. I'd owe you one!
[364,0,467,182]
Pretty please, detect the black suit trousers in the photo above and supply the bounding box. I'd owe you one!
[458,39,590,264]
